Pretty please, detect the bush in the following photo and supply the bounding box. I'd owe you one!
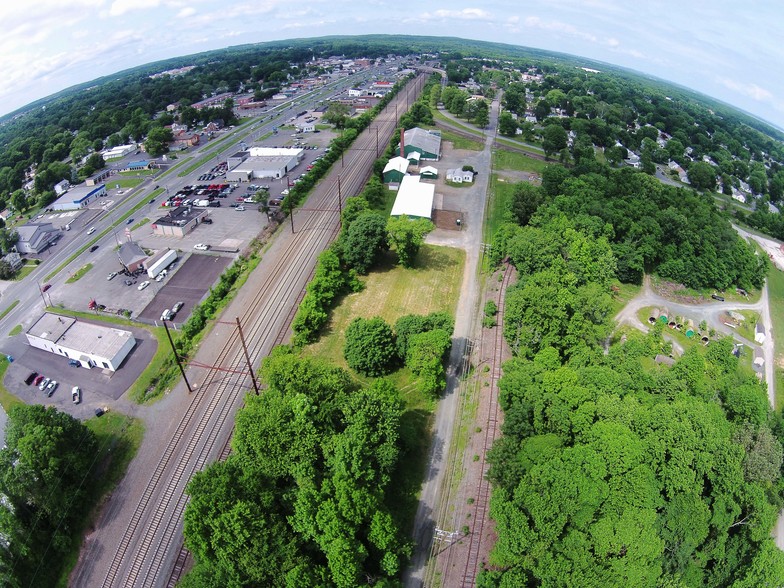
[344,317,397,376]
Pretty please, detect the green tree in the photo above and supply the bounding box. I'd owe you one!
[343,317,397,376]
[0,405,98,587]
[542,125,568,158]
[386,215,433,268]
[341,211,388,274]
[144,126,173,157]
[498,112,518,137]
[406,328,452,396]
[687,161,717,192]
[323,102,351,129]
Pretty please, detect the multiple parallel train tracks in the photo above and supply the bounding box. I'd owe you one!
[77,74,427,588]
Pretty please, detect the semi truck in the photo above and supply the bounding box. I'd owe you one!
[146,248,177,279]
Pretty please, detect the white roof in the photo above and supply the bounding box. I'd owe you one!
[421,166,438,175]
[247,147,303,158]
[390,175,434,219]
[383,157,409,175]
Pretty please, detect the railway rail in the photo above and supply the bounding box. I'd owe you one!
[74,74,428,588]
[459,262,512,586]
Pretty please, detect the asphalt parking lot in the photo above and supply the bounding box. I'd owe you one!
[4,319,157,413]
[137,253,231,324]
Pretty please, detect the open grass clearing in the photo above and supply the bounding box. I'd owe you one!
[13,264,38,281]
[493,149,549,175]
[766,266,784,409]
[439,128,484,151]
[495,135,545,154]
[0,300,19,322]
[110,177,144,189]
[432,109,485,139]
[301,244,465,530]
[609,280,642,317]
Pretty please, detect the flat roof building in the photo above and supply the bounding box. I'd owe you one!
[390,175,434,220]
[50,183,106,211]
[26,313,136,371]
[151,205,208,237]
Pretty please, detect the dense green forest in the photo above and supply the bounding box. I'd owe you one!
[479,163,784,586]
[181,350,411,587]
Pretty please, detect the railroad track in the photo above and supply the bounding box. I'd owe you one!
[89,74,428,588]
[460,262,512,587]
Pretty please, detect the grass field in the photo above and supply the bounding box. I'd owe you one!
[110,178,144,189]
[440,129,484,151]
[432,110,485,138]
[766,267,784,409]
[494,149,549,175]
[66,263,93,283]
[609,280,642,318]
[302,244,465,530]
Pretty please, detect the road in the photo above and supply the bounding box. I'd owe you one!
[404,93,501,587]
[68,74,426,588]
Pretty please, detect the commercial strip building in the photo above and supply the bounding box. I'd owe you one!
[49,183,107,211]
[151,205,209,237]
[226,147,304,182]
[15,222,60,254]
[26,313,136,371]
[390,175,435,220]
[102,144,138,160]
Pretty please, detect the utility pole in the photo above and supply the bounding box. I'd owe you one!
[163,320,193,393]
[236,317,259,395]
[337,176,343,228]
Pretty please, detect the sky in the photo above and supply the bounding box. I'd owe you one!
[1,0,783,130]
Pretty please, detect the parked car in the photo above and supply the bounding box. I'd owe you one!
[94,407,105,417]
[137,280,150,291]
[124,279,134,286]
[194,243,209,251]
[72,386,81,404]
[25,372,38,385]
[33,374,44,387]
[711,294,725,302]
[202,217,213,224]
[38,377,50,391]
[235,205,246,212]
[160,309,173,321]
[45,380,58,397]
[107,271,118,280]
[155,270,167,282]
[172,301,184,314]
[69,359,80,367]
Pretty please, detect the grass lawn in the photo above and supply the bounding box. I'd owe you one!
[432,110,484,139]
[8,325,22,337]
[494,149,549,175]
[110,178,143,189]
[119,169,155,176]
[66,263,93,283]
[439,129,484,151]
[495,135,545,154]
[485,173,514,241]
[13,264,38,280]
[0,300,19,322]
[301,244,465,530]
[766,267,784,409]
[609,280,642,317]
[0,358,24,412]
[131,218,150,231]
[55,412,144,588]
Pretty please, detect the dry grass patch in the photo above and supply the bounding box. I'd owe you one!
[304,244,465,368]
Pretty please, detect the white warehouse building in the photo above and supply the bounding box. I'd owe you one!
[26,313,136,371]
[226,147,304,182]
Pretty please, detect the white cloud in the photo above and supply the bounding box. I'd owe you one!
[524,16,597,43]
[109,0,161,17]
[718,77,773,103]
[177,7,196,17]
[421,8,492,22]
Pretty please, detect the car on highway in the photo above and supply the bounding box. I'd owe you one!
[126,218,134,225]
[149,198,156,204]
[72,386,81,404]
[194,243,209,251]
[25,372,38,385]
[137,280,150,291]
[87,226,96,235]
[107,271,118,280]
[89,245,99,253]
[41,283,51,292]
[45,380,58,397]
